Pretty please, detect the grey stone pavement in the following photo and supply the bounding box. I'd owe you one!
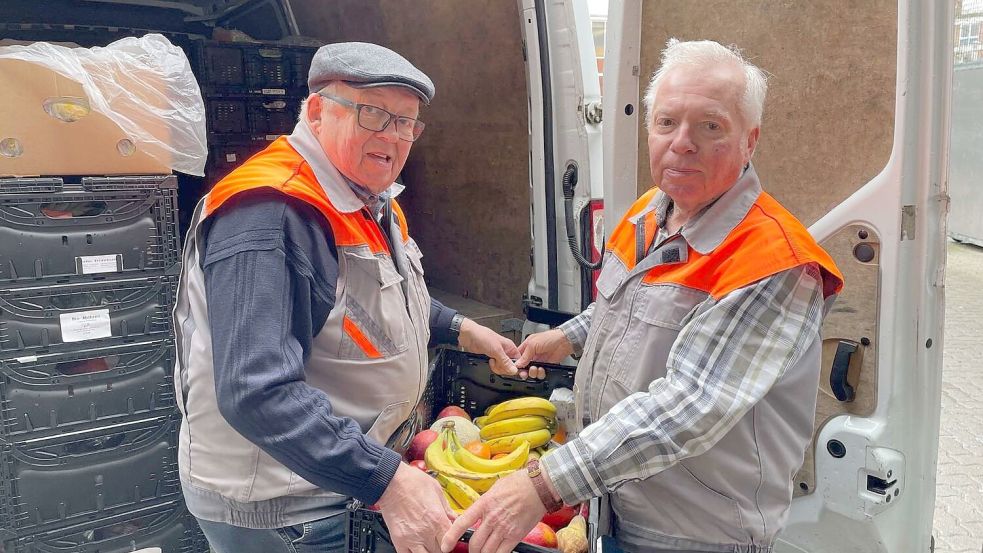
[933,240,983,552]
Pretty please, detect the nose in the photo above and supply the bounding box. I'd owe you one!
[376,118,400,143]
[669,124,697,154]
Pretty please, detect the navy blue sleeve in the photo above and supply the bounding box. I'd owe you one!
[201,190,401,504]
[428,297,459,346]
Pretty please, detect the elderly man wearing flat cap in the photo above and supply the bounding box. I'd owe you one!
[172,42,518,553]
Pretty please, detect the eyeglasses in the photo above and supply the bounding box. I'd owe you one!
[319,92,426,142]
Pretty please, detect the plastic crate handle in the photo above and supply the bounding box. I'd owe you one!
[461,529,557,553]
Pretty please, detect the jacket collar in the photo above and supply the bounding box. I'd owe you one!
[644,163,763,255]
[286,121,404,214]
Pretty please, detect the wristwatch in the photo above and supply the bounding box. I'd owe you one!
[448,313,465,343]
[526,458,563,512]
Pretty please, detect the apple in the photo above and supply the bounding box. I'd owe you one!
[437,405,471,421]
[522,522,558,548]
[409,459,428,471]
[541,504,577,531]
[406,429,438,461]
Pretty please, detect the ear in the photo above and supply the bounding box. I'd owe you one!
[306,94,323,133]
[744,126,761,161]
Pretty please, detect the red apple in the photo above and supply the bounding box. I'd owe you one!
[541,504,577,531]
[409,459,428,471]
[406,429,438,461]
[451,541,469,553]
[578,502,589,518]
[522,522,558,548]
[437,405,471,421]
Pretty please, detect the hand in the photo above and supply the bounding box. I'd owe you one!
[377,462,456,553]
[440,470,547,553]
[458,318,520,377]
[514,329,574,379]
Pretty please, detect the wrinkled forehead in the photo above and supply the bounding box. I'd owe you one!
[654,65,745,114]
[341,82,422,117]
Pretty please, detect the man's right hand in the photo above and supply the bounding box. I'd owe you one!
[377,462,456,553]
[514,329,575,379]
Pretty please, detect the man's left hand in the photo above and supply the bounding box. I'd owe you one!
[440,469,546,553]
[458,318,520,377]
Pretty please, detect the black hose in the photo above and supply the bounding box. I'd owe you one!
[562,164,603,270]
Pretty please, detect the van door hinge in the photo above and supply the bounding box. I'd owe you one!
[901,205,916,240]
[585,101,602,124]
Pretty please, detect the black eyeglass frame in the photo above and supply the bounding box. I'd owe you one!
[318,92,426,142]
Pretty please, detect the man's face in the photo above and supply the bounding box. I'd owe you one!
[647,66,760,212]
[308,84,421,194]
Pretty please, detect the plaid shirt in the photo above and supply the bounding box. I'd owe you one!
[544,261,826,504]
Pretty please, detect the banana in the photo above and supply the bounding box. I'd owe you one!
[473,416,489,428]
[484,397,556,425]
[425,425,511,493]
[443,488,463,510]
[437,472,481,509]
[484,428,552,455]
[479,415,554,440]
[454,439,529,473]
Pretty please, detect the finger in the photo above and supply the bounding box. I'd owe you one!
[441,506,481,552]
[478,530,505,553]
[531,365,546,380]
[495,353,518,376]
[488,356,517,376]
[517,369,528,380]
[468,518,496,553]
[499,337,521,357]
[514,346,534,369]
[494,536,520,553]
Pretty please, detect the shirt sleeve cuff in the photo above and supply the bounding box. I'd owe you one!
[353,447,402,505]
[429,298,460,346]
[540,437,607,505]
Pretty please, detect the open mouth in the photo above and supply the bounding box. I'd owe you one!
[368,152,393,164]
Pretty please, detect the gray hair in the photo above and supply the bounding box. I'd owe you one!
[643,38,768,130]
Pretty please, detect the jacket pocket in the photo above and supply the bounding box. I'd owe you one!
[365,400,412,446]
[338,249,408,359]
[609,284,705,388]
[676,463,745,538]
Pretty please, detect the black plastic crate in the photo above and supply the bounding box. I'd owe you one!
[196,41,298,94]
[206,96,301,139]
[0,275,177,356]
[0,176,180,286]
[1,498,207,552]
[347,348,586,553]
[288,47,317,89]
[0,415,181,537]
[0,339,176,441]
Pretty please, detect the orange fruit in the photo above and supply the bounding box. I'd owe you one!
[464,440,492,459]
[553,425,567,445]
[491,453,509,460]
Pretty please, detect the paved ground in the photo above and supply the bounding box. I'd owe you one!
[934,240,983,552]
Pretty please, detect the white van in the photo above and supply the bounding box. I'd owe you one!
[0,1,951,551]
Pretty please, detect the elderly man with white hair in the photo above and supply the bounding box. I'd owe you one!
[443,39,844,553]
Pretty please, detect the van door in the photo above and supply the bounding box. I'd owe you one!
[520,0,605,326]
[600,1,950,551]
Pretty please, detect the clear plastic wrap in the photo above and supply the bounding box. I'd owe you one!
[0,34,206,175]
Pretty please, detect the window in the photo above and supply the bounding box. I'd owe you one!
[959,20,981,47]
[592,19,605,88]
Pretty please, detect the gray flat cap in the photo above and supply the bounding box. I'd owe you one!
[308,42,435,104]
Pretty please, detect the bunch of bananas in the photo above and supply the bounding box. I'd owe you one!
[425,421,527,505]
[476,397,557,455]
[425,397,559,512]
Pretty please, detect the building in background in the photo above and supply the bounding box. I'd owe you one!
[956,0,983,65]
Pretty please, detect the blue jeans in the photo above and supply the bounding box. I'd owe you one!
[196,513,347,553]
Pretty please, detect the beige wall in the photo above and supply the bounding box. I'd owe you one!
[290,0,531,313]
[638,0,897,226]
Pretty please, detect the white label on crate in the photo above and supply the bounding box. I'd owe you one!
[77,254,122,275]
[262,88,286,95]
[266,135,278,141]
[14,355,37,364]
[60,309,112,343]
[226,153,238,163]
[132,549,162,553]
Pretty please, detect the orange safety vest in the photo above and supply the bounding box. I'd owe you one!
[607,187,844,299]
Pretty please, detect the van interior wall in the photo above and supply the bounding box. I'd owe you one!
[636,1,897,226]
[289,0,532,314]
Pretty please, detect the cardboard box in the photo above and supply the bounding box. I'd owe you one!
[0,58,172,177]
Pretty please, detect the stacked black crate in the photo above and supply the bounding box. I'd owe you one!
[0,175,208,552]
[178,40,317,231]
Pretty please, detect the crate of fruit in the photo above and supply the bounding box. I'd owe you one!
[347,347,597,553]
